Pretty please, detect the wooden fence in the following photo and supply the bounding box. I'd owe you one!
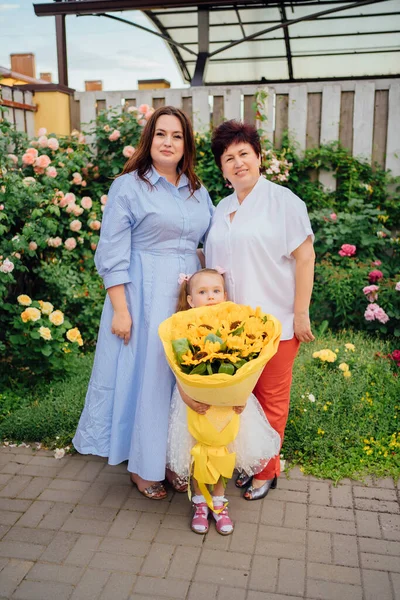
[0,85,36,138]
[74,79,400,178]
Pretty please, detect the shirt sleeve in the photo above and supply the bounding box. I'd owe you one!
[94,176,135,289]
[285,191,314,258]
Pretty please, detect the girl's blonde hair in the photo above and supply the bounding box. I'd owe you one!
[176,268,225,312]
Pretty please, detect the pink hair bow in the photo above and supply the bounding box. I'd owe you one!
[178,273,191,285]
[214,265,226,275]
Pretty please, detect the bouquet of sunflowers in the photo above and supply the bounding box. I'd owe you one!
[159,302,281,406]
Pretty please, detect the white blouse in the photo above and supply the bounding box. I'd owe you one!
[205,176,313,340]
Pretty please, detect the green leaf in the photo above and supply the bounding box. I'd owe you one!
[218,363,235,376]
[41,346,53,357]
[190,362,207,375]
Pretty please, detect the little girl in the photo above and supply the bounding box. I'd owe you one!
[167,268,280,536]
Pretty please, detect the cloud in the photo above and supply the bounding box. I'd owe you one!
[0,3,20,10]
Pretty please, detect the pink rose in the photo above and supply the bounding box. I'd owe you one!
[89,220,101,231]
[58,198,68,208]
[22,153,36,165]
[70,219,82,232]
[38,135,48,148]
[64,237,77,251]
[47,237,62,248]
[72,206,84,217]
[363,285,379,302]
[90,242,97,251]
[122,145,135,158]
[64,192,76,204]
[47,137,59,151]
[144,109,155,120]
[330,213,337,221]
[395,282,400,292]
[138,104,150,115]
[81,196,93,210]
[103,125,110,132]
[30,140,39,148]
[23,177,36,186]
[72,172,82,185]
[7,154,18,164]
[27,147,38,156]
[78,134,86,144]
[368,270,383,284]
[108,130,121,142]
[364,303,389,324]
[35,155,51,169]
[38,127,47,136]
[372,260,382,266]
[0,258,14,273]
[137,118,147,127]
[65,203,77,214]
[28,241,37,251]
[46,166,57,178]
[66,147,74,154]
[0,205,4,210]
[338,244,356,257]
[100,194,108,205]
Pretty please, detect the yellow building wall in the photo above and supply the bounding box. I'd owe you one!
[34,91,71,136]
[1,77,28,86]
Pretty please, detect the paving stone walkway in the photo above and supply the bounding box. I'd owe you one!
[0,446,399,600]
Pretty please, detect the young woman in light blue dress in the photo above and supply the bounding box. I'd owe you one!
[73,106,214,499]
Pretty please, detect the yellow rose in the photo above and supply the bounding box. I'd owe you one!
[66,327,81,343]
[39,326,52,341]
[343,370,352,378]
[17,294,32,306]
[39,301,54,315]
[49,310,64,326]
[338,363,349,372]
[345,343,355,351]
[21,307,41,322]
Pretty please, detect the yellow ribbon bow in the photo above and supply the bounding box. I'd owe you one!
[187,406,240,512]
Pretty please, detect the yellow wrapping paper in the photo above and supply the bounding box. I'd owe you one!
[158,302,282,406]
[187,406,240,512]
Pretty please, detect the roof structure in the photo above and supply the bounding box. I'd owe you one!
[33,0,400,87]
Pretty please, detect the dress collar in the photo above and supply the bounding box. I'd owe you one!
[225,175,264,215]
[148,166,189,190]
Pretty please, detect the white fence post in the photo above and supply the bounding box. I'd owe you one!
[288,85,307,153]
[192,88,210,132]
[25,91,35,138]
[1,87,14,126]
[105,92,123,113]
[78,91,97,145]
[12,89,25,133]
[353,82,375,162]
[223,87,241,121]
[164,90,183,108]
[385,82,400,177]
[319,84,341,190]
[256,86,274,143]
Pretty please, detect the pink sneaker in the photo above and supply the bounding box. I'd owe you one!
[191,500,209,534]
[212,500,234,536]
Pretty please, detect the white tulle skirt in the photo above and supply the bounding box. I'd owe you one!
[166,385,281,478]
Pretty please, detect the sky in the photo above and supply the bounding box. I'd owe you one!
[0,0,186,91]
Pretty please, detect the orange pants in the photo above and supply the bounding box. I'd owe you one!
[253,336,300,480]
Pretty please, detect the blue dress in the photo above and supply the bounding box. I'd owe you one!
[73,167,214,480]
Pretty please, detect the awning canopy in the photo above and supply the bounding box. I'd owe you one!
[33,0,400,86]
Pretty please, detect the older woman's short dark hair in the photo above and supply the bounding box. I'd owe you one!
[211,120,262,170]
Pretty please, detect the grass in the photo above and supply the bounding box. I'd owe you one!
[0,331,399,481]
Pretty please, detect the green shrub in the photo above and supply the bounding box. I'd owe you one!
[285,331,400,481]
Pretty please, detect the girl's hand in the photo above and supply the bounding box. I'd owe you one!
[187,398,210,414]
[233,404,246,414]
[111,309,132,345]
[294,312,315,343]
[177,382,209,414]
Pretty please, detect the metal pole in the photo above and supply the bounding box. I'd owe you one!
[55,14,68,86]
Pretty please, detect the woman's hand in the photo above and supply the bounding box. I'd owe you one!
[111,309,132,345]
[294,311,315,343]
[233,404,246,414]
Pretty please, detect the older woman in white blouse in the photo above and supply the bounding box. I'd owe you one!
[205,120,315,501]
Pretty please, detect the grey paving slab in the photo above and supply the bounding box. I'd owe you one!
[0,447,398,600]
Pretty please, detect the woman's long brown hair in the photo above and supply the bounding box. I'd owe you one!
[122,106,201,194]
